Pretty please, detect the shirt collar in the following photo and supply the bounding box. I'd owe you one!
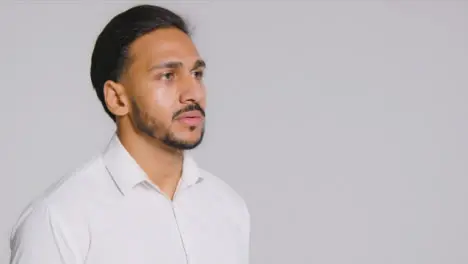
[102,133,203,196]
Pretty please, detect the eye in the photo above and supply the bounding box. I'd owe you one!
[159,72,175,81]
[192,70,204,80]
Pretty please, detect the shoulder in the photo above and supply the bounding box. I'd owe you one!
[198,168,250,219]
[10,154,111,239]
[33,155,109,209]
[9,155,110,260]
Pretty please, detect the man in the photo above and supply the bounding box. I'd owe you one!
[9,4,250,264]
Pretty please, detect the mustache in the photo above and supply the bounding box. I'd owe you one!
[173,103,205,120]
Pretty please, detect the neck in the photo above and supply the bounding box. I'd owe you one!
[116,120,184,198]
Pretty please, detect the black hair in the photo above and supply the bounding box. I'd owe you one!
[90,5,191,122]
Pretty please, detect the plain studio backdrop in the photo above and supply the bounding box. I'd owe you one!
[1,1,467,263]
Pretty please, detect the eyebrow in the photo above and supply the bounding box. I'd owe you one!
[192,59,206,70]
[148,59,206,72]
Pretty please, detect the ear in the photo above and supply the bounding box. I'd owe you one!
[103,80,130,118]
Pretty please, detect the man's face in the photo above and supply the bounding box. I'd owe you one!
[121,28,206,150]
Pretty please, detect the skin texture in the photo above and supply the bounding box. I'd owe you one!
[102,28,206,199]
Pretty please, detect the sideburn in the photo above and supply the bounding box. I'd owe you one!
[130,98,158,139]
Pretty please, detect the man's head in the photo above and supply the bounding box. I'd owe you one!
[90,5,206,150]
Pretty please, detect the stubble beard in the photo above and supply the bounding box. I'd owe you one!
[131,99,205,150]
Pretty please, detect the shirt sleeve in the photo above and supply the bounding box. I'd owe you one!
[9,203,81,264]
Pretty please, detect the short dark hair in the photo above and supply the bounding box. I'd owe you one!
[90,5,191,122]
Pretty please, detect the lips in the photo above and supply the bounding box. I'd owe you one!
[175,111,204,126]
[176,110,203,119]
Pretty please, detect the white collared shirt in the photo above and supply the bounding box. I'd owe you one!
[9,134,250,264]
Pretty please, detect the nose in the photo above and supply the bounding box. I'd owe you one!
[179,72,205,104]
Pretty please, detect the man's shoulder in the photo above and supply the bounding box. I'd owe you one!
[39,155,107,206]
[9,155,108,260]
[11,155,108,233]
[198,168,250,215]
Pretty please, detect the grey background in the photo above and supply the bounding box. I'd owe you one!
[1,1,467,263]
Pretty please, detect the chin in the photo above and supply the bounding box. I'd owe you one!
[179,135,204,147]
[163,138,203,150]
[162,130,205,150]
[184,131,203,141]
[177,126,204,139]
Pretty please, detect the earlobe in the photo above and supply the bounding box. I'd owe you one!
[103,80,129,117]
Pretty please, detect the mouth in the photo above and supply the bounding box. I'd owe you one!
[175,111,204,126]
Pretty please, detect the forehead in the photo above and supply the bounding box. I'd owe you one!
[128,27,200,67]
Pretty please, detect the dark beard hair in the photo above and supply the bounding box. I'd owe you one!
[131,98,205,150]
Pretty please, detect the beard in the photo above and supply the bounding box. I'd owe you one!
[131,98,205,150]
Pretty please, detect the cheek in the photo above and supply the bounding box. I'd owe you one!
[142,86,178,120]
[154,88,177,109]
